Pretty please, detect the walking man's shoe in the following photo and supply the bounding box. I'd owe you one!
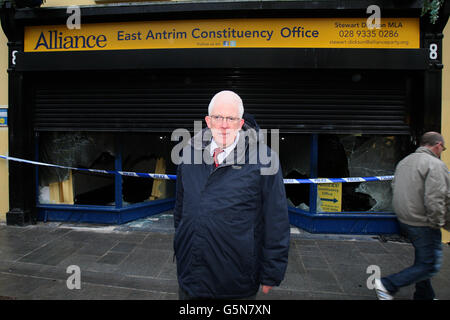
[374,279,394,300]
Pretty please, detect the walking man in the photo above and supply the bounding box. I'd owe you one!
[173,90,290,299]
[375,132,450,300]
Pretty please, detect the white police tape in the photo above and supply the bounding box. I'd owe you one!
[8,155,442,184]
[283,176,394,184]
[0,154,418,184]
[0,154,396,184]
[0,155,177,181]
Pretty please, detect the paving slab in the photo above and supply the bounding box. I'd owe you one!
[0,213,449,301]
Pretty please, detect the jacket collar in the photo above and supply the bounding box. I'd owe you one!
[416,146,439,159]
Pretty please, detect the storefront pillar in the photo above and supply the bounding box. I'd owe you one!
[309,134,318,214]
[5,39,36,225]
[114,136,123,209]
[422,33,444,134]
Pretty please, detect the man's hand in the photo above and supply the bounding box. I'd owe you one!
[262,285,272,294]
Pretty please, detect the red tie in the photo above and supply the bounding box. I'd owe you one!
[213,147,224,167]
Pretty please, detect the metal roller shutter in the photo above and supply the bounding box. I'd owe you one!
[33,69,410,134]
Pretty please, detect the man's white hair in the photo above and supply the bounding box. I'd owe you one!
[208,90,244,118]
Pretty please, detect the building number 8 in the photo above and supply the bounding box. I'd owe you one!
[429,43,438,60]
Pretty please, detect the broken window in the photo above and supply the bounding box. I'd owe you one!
[121,133,176,205]
[37,131,176,207]
[281,134,311,210]
[338,134,409,212]
[38,132,116,206]
[283,133,410,213]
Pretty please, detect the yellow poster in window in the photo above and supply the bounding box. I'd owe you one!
[317,183,342,212]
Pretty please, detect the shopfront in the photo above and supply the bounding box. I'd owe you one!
[1,1,448,233]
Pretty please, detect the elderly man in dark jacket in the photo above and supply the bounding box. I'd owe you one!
[173,90,290,299]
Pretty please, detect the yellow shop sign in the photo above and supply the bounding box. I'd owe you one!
[317,183,342,213]
[24,17,420,52]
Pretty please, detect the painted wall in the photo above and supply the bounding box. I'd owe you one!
[441,24,450,243]
[41,0,161,6]
[0,29,8,222]
[443,26,450,175]
[42,0,95,6]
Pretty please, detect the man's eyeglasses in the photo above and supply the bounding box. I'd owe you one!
[437,142,447,151]
[209,115,241,123]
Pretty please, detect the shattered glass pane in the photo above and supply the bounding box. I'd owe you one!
[121,133,176,205]
[339,135,409,212]
[39,132,115,205]
[38,132,177,206]
[283,134,409,213]
[281,134,311,209]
